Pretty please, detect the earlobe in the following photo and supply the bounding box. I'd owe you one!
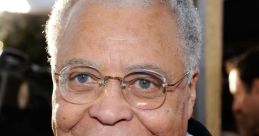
[187,67,200,118]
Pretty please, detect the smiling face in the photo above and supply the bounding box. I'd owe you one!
[51,1,199,136]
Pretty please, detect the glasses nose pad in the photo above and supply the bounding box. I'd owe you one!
[121,81,126,89]
[98,79,106,87]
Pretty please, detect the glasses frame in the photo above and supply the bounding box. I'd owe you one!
[54,65,190,109]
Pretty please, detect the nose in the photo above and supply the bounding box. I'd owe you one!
[232,98,242,113]
[88,81,133,125]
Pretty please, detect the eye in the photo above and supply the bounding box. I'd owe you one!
[75,74,90,83]
[131,77,161,91]
[137,79,152,89]
[69,73,95,84]
[125,73,163,92]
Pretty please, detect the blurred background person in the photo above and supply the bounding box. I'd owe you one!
[0,1,54,135]
[222,0,259,135]
[228,48,259,136]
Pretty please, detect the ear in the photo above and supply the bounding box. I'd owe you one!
[187,67,200,119]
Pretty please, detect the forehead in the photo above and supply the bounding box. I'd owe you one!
[59,1,180,46]
[55,1,183,74]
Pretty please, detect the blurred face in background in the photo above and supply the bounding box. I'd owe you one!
[229,69,259,136]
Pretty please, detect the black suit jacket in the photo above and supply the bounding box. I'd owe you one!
[188,118,212,136]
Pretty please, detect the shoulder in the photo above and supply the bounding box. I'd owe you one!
[188,118,212,136]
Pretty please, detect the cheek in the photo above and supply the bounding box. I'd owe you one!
[52,89,87,132]
[246,99,258,115]
[134,92,190,135]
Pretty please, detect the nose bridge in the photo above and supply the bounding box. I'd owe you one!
[88,76,133,125]
[102,76,126,98]
[104,76,123,85]
[102,76,125,92]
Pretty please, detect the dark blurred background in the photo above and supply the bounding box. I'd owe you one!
[0,4,53,136]
[222,0,259,134]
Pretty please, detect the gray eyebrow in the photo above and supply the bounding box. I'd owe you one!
[126,64,171,80]
[56,58,99,71]
[55,59,172,80]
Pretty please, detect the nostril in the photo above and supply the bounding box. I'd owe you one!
[90,112,129,126]
[88,100,133,126]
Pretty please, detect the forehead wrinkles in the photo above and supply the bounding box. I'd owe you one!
[59,3,180,53]
[58,0,178,43]
[55,1,183,69]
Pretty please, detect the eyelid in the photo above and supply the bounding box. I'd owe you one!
[57,65,100,74]
[127,69,167,82]
[54,59,99,73]
[55,66,103,84]
[74,72,101,81]
[126,64,170,79]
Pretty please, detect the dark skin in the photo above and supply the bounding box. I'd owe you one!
[51,1,199,136]
[230,69,259,136]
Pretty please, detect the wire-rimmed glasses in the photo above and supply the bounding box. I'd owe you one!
[55,65,190,110]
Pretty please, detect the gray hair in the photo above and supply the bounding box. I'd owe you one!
[45,0,201,72]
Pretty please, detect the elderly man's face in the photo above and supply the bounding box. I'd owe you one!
[52,1,198,136]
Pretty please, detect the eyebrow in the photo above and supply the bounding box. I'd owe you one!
[55,59,172,80]
[126,64,171,80]
[56,58,99,71]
